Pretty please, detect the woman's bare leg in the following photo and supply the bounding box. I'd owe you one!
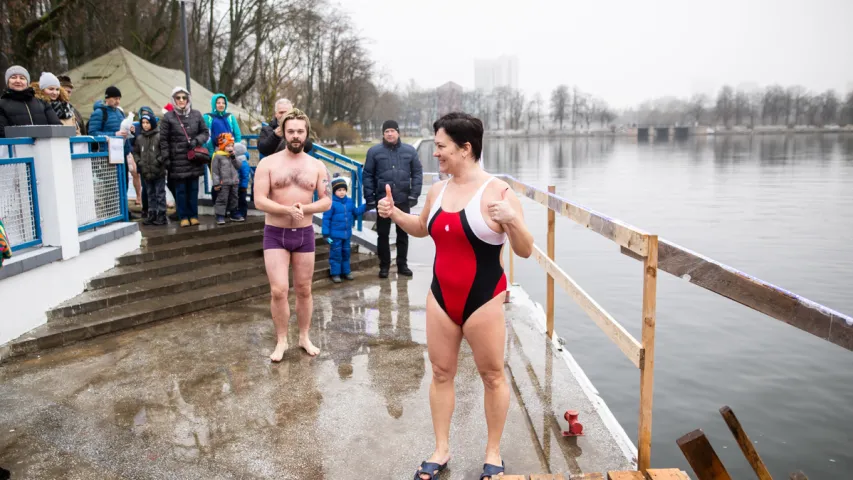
[463,294,509,471]
[418,293,463,479]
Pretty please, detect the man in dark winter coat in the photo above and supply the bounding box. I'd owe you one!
[0,66,62,137]
[159,87,209,227]
[258,98,315,157]
[363,120,423,278]
[257,98,292,157]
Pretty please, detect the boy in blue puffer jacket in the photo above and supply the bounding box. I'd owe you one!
[233,142,251,218]
[322,177,368,283]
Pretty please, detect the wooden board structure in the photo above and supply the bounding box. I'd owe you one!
[498,174,650,257]
[676,429,732,480]
[620,239,853,352]
[485,471,689,480]
[531,245,643,367]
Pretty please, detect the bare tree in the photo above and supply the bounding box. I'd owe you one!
[716,85,735,127]
[550,85,569,129]
[821,90,840,125]
[508,89,525,130]
[688,94,708,125]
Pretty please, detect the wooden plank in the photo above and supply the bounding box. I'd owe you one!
[531,245,643,367]
[498,174,649,257]
[620,239,853,352]
[531,475,566,480]
[676,429,732,480]
[718,406,772,480]
[501,476,527,480]
[637,235,659,473]
[547,185,556,338]
[608,472,645,480]
[645,469,690,479]
[573,474,605,480]
[788,471,810,480]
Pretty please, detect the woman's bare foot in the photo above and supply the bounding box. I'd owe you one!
[417,451,450,480]
[482,451,503,478]
[298,336,320,356]
[270,339,288,362]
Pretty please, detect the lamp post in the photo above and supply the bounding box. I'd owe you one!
[179,0,195,93]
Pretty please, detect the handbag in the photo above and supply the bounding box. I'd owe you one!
[176,113,210,165]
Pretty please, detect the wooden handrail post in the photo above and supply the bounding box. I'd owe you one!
[638,234,659,473]
[546,185,556,339]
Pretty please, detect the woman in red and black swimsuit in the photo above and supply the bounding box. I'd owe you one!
[378,112,534,480]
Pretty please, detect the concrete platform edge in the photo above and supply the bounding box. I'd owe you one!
[508,283,639,467]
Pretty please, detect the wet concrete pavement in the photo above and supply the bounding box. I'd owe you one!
[0,264,633,479]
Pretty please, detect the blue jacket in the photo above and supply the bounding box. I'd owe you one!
[89,100,129,155]
[203,93,242,154]
[239,158,251,189]
[322,195,367,240]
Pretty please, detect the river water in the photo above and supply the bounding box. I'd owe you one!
[411,134,853,478]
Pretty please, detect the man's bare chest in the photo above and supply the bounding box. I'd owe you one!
[270,167,316,191]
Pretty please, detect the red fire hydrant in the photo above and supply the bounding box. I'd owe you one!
[562,410,584,436]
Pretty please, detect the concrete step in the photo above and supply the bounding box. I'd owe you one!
[49,258,267,320]
[140,217,265,247]
[118,228,264,266]
[88,242,332,291]
[2,254,378,362]
[87,243,265,290]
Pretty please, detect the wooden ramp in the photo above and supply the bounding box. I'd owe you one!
[501,469,690,479]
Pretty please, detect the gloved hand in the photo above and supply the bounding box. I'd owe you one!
[408,197,419,208]
[188,139,197,149]
[323,235,333,244]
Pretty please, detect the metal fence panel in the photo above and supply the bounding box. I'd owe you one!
[71,137,127,232]
[0,158,40,250]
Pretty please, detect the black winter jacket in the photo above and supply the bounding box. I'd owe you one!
[0,88,62,137]
[133,127,165,182]
[258,117,282,157]
[363,141,423,207]
[257,117,314,157]
[159,109,209,180]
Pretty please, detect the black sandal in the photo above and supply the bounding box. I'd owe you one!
[413,460,447,480]
[480,460,505,479]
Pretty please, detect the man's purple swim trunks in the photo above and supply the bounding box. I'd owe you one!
[263,225,316,253]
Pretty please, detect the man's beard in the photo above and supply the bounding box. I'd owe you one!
[286,138,304,153]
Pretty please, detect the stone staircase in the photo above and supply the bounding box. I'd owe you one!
[1,216,378,361]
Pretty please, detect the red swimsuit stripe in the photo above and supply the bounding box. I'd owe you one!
[428,208,507,325]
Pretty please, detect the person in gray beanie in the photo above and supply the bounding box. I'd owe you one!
[4,66,30,85]
[0,66,61,137]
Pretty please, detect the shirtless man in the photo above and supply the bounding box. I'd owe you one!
[253,108,332,361]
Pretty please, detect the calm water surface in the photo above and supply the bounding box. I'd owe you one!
[411,134,853,478]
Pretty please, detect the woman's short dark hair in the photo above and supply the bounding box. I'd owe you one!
[433,112,483,161]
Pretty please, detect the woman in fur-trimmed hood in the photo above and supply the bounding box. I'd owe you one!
[31,72,83,135]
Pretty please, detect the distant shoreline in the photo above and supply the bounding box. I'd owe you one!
[483,126,853,139]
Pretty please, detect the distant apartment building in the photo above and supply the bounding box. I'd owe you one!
[474,55,519,93]
[436,81,463,116]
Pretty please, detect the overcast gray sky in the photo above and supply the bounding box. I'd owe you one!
[339,0,853,108]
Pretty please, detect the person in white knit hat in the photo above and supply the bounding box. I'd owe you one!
[33,72,83,135]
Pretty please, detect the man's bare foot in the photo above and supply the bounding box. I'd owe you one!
[298,336,320,356]
[270,339,288,362]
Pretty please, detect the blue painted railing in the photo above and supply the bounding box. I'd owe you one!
[0,138,41,251]
[69,136,129,231]
[242,134,365,231]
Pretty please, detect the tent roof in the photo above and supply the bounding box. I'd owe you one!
[63,47,257,126]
